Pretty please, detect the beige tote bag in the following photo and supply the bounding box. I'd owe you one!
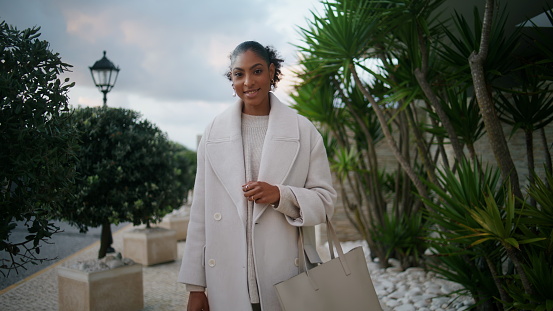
[274,218,382,311]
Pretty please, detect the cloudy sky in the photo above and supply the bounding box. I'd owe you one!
[1,0,323,150]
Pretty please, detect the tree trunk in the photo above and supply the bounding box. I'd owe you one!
[505,244,535,297]
[398,111,413,216]
[467,142,478,161]
[406,105,439,186]
[98,221,112,259]
[525,129,535,185]
[425,101,451,168]
[526,129,537,207]
[468,0,522,199]
[414,26,465,165]
[414,69,466,164]
[332,76,387,225]
[540,127,552,175]
[350,63,430,210]
[484,255,510,307]
[378,47,440,192]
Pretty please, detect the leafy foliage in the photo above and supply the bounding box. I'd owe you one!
[424,161,508,309]
[424,88,485,158]
[295,0,553,309]
[370,211,428,270]
[439,6,521,85]
[294,0,431,269]
[170,141,197,205]
[0,22,77,276]
[59,107,193,257]
[425,161,553,309]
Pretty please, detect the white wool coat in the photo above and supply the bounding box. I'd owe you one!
[178,93,336,311]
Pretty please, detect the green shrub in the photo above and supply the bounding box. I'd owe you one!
[1,21,77,275]
[59,106,191,258]
[426,160,553,310]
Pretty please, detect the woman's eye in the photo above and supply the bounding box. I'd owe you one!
[254,69,263,74]
[234,72,243,77]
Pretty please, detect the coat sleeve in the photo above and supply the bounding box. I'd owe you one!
[273,185,300,218]
[177,135,207,287]
[286,125,337,227]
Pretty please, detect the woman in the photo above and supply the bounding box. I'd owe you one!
[178,41,336,311]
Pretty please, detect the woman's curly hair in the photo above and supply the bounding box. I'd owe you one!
[225,41,284,88]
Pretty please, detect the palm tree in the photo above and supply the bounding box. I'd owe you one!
[468,0,522,198]
[293,56,391,266]
[294,0,553,308]
[294,0,431,267]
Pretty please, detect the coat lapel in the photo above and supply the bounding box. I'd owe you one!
[205,94,301,224]
[254,93,300,221]
[205,100,247,225]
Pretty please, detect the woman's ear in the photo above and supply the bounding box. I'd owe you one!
[269,63,275,82]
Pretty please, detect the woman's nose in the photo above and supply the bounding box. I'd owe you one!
[244,74,253,87]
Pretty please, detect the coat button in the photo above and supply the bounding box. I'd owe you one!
[294,258,299,267]
[208,259,216,267]
[213,213,222,221]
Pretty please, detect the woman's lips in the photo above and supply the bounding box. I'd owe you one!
[244,88,260,97]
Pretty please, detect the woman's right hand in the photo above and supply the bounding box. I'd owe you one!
[187,291,209,311]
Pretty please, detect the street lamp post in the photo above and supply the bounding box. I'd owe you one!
[89,51,120,107]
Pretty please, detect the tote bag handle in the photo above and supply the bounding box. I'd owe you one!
[297,217,352,290]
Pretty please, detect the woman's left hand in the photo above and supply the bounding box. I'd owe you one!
[242,181,280,205]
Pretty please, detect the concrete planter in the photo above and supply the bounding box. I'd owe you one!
[123,227,177,266]
[58,263,143,311]
[158,215,189,241]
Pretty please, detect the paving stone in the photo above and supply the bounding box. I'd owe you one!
[0,225,188,311]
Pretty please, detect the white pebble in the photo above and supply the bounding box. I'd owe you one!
[389,289,406,299]
[396,304,416,311]
[386,299,400,308]
[345,240,473,310]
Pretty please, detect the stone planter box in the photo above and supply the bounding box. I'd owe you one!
[158,215,189,241]
[58,263,143,311]
[123,227,177,266]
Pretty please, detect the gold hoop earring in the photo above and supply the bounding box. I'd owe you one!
[270,79,275,92]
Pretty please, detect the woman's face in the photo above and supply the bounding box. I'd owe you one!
[230,49,275,115]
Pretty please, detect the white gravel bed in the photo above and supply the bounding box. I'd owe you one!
[332,240,475,311]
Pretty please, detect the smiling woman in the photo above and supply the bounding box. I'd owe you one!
[225,41,283,116]
[230,50,275,115]
[177,41,337,311]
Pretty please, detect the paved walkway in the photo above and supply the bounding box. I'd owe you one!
[0,224,189,311]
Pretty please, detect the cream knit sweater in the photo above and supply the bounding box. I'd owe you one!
[242,113,267,303]
[241,113,301,303]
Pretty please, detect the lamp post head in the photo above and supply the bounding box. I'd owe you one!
[89,51,120,107]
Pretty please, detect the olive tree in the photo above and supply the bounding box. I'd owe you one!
[60,106,190,258]
[1,22,77,275]
[171,141,197,205]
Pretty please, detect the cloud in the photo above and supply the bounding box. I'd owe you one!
[64,10,114,43]
[1,0,322,149]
